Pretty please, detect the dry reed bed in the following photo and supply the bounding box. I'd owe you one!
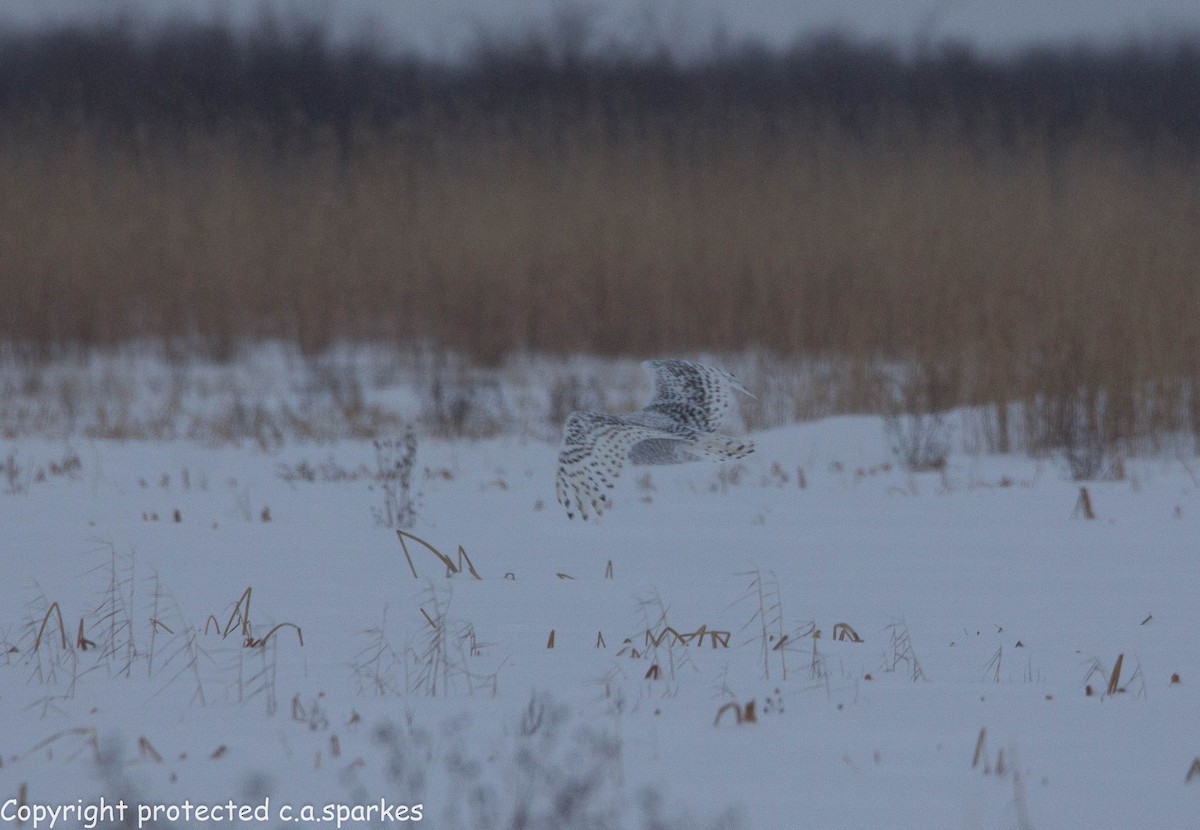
[1,118,1198,444]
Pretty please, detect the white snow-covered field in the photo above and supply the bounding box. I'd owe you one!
[1,350,1198,829]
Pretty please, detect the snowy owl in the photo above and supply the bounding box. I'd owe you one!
[555,360,755,520]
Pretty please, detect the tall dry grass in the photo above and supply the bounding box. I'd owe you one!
[1,114,1198,446]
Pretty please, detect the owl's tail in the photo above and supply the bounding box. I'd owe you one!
[693,434,754,461]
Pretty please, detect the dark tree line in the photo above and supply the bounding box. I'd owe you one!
[1,15,1198,148]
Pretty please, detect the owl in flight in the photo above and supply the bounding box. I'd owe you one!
[555,360,755,520]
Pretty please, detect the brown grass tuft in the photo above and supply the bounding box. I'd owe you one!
[397,530,481,580]
[33,602,68,652]
[1107,653,1125,696]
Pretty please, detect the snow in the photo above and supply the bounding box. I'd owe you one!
[2,351,1199,829]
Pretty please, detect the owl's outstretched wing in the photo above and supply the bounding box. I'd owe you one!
[555,411,685,520]
[642,359,752,435]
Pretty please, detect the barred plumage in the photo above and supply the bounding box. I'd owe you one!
[555,360,755,520]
